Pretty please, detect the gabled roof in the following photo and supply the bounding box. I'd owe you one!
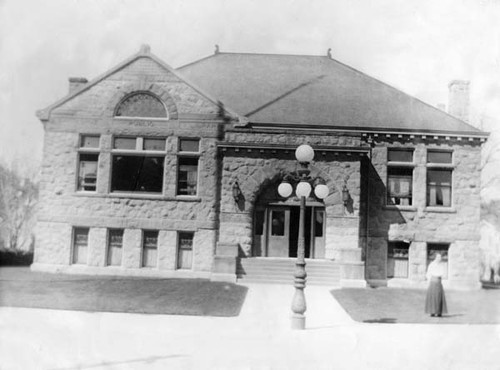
[178,52,484,135]
[37,45,237,121]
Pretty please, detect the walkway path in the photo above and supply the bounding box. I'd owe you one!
[1,284,499,369]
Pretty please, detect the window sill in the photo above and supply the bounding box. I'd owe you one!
[424,206,456,213]
[384,205,417,212]
[73,192,202,202]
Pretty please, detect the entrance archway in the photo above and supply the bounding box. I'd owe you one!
[253,180,326,259]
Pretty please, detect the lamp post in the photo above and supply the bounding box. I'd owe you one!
[277,144,329,330]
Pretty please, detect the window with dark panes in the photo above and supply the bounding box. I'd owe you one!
[271,210,285,236]
[427,150,453,207]
[177,157,198,196]
[107,229,123,266]
[387,149,413,163]
[177,232,194,270]
[387,149,414,206]
[72,228,89,265]
[111,155,164,193]
[387,241,410,278]
[111,136,166,194]
[142,230,158,268]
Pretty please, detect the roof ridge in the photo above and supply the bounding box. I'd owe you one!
[177,51,329,70]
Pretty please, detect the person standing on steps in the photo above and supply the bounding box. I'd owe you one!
[425,253,448,317]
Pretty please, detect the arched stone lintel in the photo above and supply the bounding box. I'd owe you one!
[105,81,178,119]
[244,165,346,211]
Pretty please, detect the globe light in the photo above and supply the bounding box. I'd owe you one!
[278,182,293,198]
[296,181,312,198]
[314,184,329,199]
[295,144,315,163]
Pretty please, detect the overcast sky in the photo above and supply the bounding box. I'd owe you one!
[1,0,499,169]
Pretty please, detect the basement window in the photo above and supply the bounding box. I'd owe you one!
[107,229,123,267]
[142,230,159,268]
[72,227,89,265]
[387,241,410,278]
[177,232,194,270]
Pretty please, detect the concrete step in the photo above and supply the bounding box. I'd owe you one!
[237,258,341,286]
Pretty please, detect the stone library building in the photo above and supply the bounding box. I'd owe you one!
[33,45,488,289]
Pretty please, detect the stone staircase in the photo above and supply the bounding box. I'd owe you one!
[236,258,341,286]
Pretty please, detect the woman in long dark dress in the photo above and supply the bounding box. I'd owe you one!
[425,253,448,317]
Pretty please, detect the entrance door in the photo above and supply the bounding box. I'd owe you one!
[266,207,290,257]
[263,206,326,258]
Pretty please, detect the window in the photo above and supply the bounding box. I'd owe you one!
[72,228,89,264]
[314,210,324,237]
[78,154,98,191]
[427,243,449,279]
[387,149,414,206]
[176,138,200,196]
[177,157,198,196]
[77,135,100,192]
[115,92,167,118]
[179,138,200,152]
[111,137,166,194]
[80,135,100,148]
[142,230,158,268]
[177,232,194,270]
[143,138,166,151]
[107,229,123,266]
[271,210,285,236]
[427,150,453,207]
[387,241,410,278]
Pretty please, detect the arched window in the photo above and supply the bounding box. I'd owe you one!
[115,92,168,118]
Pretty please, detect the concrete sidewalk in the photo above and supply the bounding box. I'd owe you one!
[1,283,499,370]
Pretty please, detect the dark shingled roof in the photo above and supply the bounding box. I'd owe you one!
[178,52,481,134]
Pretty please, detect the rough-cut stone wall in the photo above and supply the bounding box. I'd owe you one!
[217,130,366,259]
[366,138,483,288]
[34,55,223,276]
[51,57,218,119]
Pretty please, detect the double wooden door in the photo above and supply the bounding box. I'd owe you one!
[254,206,326,259]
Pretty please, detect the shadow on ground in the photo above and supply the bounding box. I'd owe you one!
[331,287,500,324]
[0,267,248,317]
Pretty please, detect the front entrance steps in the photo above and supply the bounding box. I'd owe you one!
[236,258,341,286]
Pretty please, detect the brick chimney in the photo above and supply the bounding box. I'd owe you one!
[448,80,470,122]
[68,77,88,94]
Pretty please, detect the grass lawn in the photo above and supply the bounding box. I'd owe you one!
[332,287,500,324]
[0,267,247,317]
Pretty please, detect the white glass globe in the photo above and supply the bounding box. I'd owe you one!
[296,181,312,198]
[295,144,315,163]
[314,184,329,199]
[277,182,293,198]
